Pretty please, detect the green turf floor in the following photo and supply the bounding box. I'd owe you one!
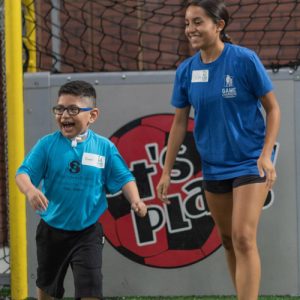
[1,287,300,300]
[103,297,300,300]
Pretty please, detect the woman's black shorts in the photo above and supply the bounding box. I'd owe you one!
[36,219,104,299]
[203,174,266,194]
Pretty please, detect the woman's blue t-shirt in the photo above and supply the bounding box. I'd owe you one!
[171,43,273,180]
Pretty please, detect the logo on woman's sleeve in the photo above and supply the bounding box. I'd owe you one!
[222,75,237,98]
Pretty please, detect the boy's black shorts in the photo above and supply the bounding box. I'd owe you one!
[36,219,104,299]
[203,175,266,194]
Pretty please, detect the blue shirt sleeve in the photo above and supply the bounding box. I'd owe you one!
[246,51,273,98]
[171,62,190,108]
[16,138,47,187]
[105,144,135,194]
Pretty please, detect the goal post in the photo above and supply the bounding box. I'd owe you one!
[5,0,28,298]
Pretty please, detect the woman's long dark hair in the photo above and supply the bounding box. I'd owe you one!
[186,0,232,43]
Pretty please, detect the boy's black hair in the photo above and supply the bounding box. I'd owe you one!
[58,80,97,107]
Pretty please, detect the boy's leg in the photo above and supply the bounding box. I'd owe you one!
[36,220,72,299]
[72,223,104,300]
[36,287,53,300]
[232,182,268,300]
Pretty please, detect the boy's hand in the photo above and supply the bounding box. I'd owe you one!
[131,201,147,217]
[26,187,49,212]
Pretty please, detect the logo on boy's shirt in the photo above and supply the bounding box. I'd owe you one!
[69,160,81,173]
[222,75,237,98]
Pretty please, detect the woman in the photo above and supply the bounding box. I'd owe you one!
[156,1,280,299]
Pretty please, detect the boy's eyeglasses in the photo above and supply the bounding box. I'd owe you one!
[52,105,93,116]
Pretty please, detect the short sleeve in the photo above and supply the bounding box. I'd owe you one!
[171,62,190,108]
[246,51,273,98]
[105,144,135,194]
[16,139,47,187]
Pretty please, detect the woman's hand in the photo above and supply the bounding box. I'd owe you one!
[257,154,277,190]
[156,173,171,204]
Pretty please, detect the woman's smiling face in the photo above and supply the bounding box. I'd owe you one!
[185,5,223,51]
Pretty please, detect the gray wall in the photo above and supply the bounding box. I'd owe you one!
[23,70,300,297]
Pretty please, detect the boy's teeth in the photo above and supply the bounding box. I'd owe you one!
[63,123,74,128]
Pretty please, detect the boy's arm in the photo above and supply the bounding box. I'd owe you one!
[122,181,147,217]
[15,173,48,211]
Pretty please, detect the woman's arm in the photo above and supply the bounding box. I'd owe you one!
[258,91,281,189]
[157,106,191,203]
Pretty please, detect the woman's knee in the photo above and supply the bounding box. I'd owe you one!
[232,231,256,253]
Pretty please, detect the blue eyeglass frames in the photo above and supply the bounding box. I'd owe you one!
[52,105,93,116]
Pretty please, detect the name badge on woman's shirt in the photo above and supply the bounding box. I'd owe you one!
[191,70,209,83]
[82,153,105,168]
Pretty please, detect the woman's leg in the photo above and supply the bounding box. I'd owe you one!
[205,191,236,288]
[232,183,269,300]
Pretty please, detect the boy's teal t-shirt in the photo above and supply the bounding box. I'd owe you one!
[17,130,134,230]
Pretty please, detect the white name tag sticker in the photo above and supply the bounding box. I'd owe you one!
[82,153,105,169]
[191,70,209,83]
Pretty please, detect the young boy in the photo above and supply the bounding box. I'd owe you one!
[15,80,147,300]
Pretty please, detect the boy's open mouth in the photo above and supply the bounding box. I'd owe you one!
[62,121,75,129]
